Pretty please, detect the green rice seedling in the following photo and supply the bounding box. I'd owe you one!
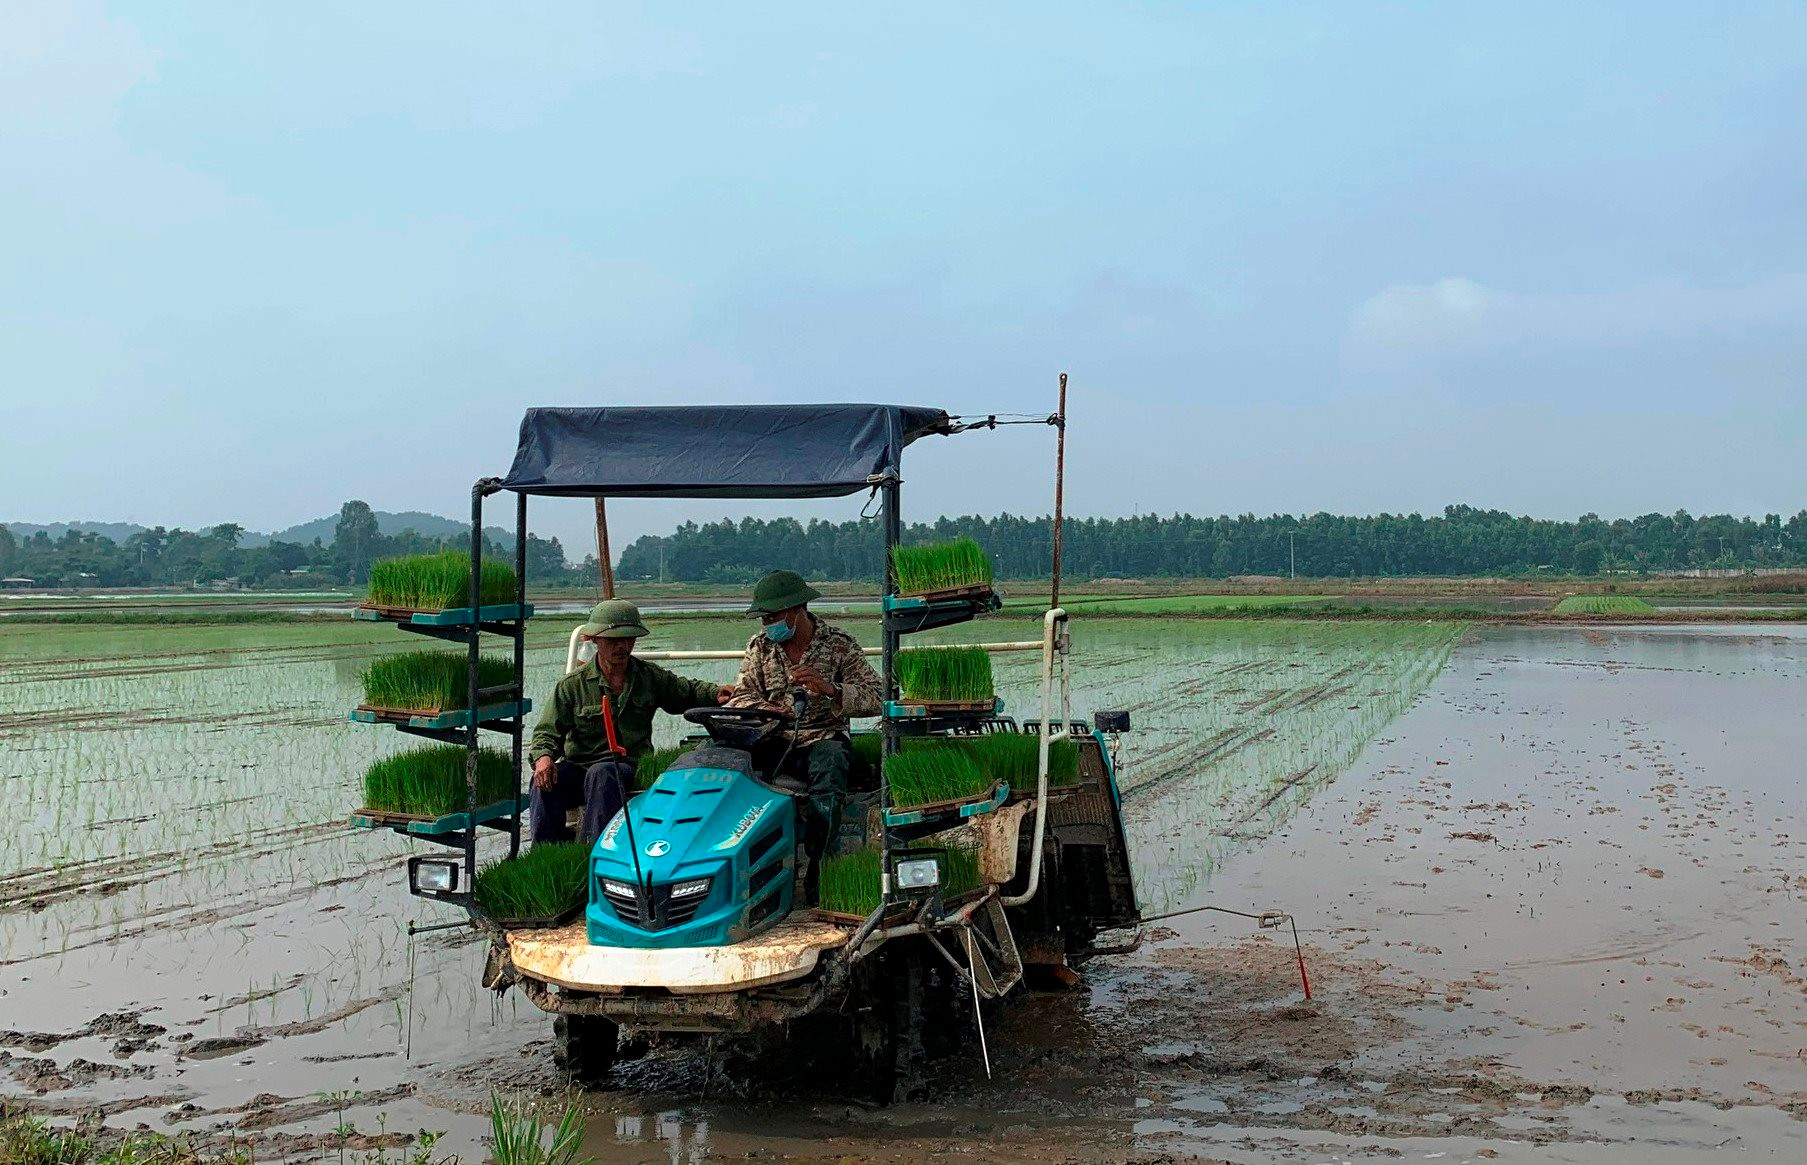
[849,732,883,775]
[816,845,884,917]
[488,1092,588,1165]
[890,537,993,596]
[961,732,1080,793]
[635,744,686,790]
[894,645,994,703]
[361,745,516,816]
[359,651,514,711]
[1551,595,1657,615]
[883,743,994,808]
[473,842,589,919]
[816,843,986,916]
[366,550,517,611]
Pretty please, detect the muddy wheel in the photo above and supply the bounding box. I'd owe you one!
[844,945,932,1104]
[553,1013,618,1085]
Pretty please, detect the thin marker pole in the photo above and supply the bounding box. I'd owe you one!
[1050,372,1068,609]
[595,498,615,599]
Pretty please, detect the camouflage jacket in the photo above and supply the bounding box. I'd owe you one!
[728,614,882,746]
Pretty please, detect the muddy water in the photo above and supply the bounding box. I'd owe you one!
[4,622,1806,1160]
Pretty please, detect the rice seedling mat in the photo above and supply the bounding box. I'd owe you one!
[348,794,530,836]
[481,900,583,930]
[348,698,532,729]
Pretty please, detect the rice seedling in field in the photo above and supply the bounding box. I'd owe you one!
[474,842,589,919]
[895,645,994,703]
[883,743,995,808]
[1552,595,1657,615]
[636,744,686,789]
[361,745,516,816]
[817,843,985,916]
[890,537,993,596]
[488,1092,588,1165]
[360,651,514,711]
[366,550,517,611]
[958,732,1080,792]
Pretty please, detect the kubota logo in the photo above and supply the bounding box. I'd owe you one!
[645,840,670,857]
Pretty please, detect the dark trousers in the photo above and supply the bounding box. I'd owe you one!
[531,758,635,845]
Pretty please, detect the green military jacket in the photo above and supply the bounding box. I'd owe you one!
[529,656,717,767]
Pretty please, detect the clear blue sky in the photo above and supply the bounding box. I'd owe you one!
[4,2,1804,553]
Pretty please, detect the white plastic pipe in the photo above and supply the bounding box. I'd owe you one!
[1002,607,1067,907]
[563,628,1043,673]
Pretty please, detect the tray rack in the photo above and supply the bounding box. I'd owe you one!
[347,493,533,897]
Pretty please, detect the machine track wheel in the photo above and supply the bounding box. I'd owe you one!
[553,1013,619,1086]
[845,944,937,1104]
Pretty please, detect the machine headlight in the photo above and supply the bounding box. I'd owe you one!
[409,856,459,894]
[669,877,712,900]
[894,857,941,891]
[601,878,636,898]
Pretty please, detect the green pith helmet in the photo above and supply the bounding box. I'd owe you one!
[746,569,823,616]
[577,598,650,639]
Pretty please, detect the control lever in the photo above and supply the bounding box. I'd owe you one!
[767,688,811,795]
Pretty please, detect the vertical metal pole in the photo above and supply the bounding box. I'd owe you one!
[1050,372,1068,609]
[594,497,615,599]
[511,490,527,858]
[879,472,901,901]
[466,484,485,890]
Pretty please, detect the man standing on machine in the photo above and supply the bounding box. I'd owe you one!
[728,570,883,891]
[528,599,732,845]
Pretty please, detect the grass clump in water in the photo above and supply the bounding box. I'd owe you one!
[366,550,516,611]
[894,645,994,703]
[362,745,516,816]
[884,743,995,808]
[817,843,986,916]
[474,842,589,920]
[1552,595,1657,615]
[961,732,1080,793]
[890,537,993,596]
[360,650,514,711]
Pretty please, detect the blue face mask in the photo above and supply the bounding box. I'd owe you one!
[763,614,795,643]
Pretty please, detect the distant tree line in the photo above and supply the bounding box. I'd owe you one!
[617,505,1807,582]
[0,501,579,589]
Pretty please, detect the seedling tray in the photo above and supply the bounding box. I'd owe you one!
[483,901,583,930]
[886,698,1003,720]
[354,602,533,625]
[895,582,996,604]
[349,794,529,836]
[348,699,532,729]
[883,779,1009,828]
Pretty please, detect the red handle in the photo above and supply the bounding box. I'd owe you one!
[599,694,626,757]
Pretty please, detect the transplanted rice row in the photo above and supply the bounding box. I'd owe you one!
[360,651,515,712]
[361,745,517,816]
[1551,595,1657,615]
[366,550,517,611]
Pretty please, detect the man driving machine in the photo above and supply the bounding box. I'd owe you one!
[528,599,731,844]
[726,570,882,893]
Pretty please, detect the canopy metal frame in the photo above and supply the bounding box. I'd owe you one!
[453,402,1057,913]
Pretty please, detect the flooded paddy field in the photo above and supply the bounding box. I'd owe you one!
[3,618,1805,1161]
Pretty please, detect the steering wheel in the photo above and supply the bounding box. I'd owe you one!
[683,704,791,749]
